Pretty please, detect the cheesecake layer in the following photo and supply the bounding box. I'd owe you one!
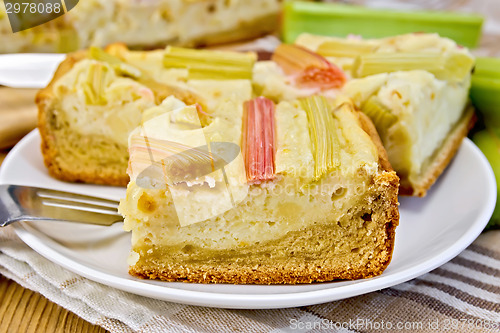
[126,172,399,284]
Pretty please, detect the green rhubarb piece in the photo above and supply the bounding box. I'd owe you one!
[317,39,376,58]
[470,57,500,130]
[361,96,398,134]
[299,95,340,179]
[89,46,141,79]
[83,63,110,105]
[352,52,474,82]
[473,57,500,79]
[163,46,256,80]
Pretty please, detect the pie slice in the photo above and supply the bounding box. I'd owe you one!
[295,33,476,196]
[119,96,399,284]
[0,0,284,53]
[37,44,255,185]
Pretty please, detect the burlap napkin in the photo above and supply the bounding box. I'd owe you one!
[0,226,498,333]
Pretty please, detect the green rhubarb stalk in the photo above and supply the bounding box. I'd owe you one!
[470,74,500,129]
[473,57,500,79]
[470,57,500,229]
[472,129,500,229]
[470,57,500,126]
[163,46,256,80]
[299,95,340,179]
[282,1,483,48]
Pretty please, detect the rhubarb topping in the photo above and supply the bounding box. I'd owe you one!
[272,44,347,91]
[163,46,256,80]
[299,95,340,179]
[242,97,276,182]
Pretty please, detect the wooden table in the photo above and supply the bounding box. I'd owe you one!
[0,89,107,333]
[0,276,105,333]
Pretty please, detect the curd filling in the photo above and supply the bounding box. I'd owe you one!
[52,56,254,148]
[122,96,380,237]
[122,170,377,254]
[44,0,280,49]
[127,96,248,226]
[53,59,156,147]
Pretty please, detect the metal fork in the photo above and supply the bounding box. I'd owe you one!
[0,184,123,227]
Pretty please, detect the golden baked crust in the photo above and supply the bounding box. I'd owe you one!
[127,110,400,284]
[399,107,476,197]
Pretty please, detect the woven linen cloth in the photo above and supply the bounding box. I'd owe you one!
[0,226,499,333]
[1,0,500,332]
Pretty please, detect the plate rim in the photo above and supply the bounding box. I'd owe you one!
[2,129,497,309]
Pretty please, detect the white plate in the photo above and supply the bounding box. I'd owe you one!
[0,130,496,309]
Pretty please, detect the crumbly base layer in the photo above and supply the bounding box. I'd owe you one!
[38,103,129,186]
[129,171,399,284]
[400,107,476,196]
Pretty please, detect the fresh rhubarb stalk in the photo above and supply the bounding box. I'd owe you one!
[470,57,500,127]
[283,1,483,48]
[472,129,500,229]
[474,57,500,79]
[242,97,276,182]
[272,44,346,90]
[299,95,340,179]
[163,46,256,80]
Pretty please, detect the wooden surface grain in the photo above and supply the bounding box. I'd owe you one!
[0,89,107,333]
[0,276,106,333]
